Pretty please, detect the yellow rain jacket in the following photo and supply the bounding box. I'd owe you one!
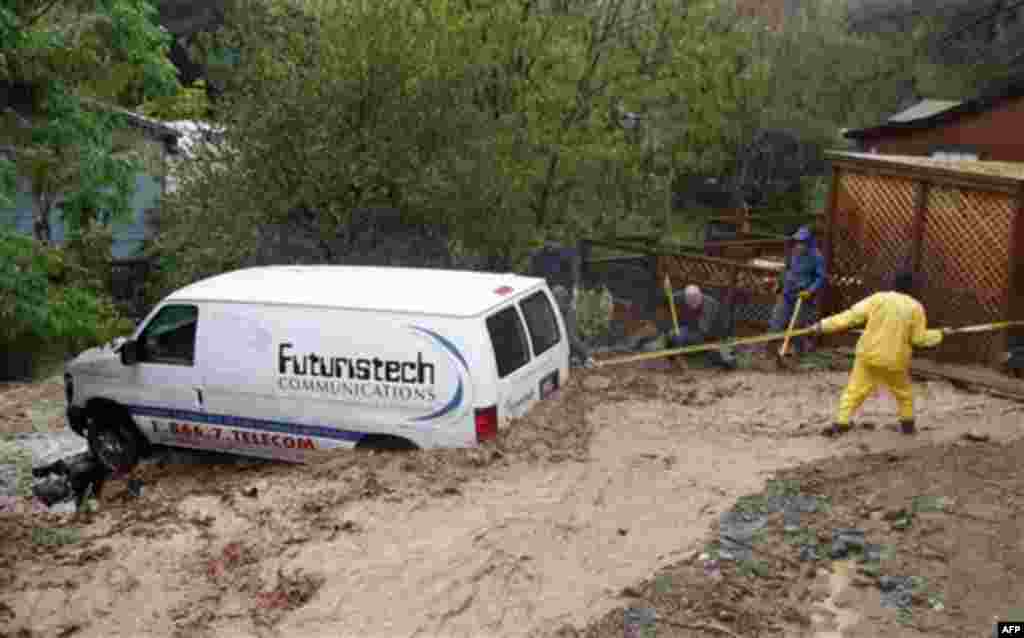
[820,291,943,371]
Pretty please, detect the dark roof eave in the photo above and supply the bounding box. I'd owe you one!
[844,82,1024,140]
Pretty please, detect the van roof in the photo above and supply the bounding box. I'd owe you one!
[167,266,548,317]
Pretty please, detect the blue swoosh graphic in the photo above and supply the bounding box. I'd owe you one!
[408,326,469,422]
[409,326,469,370]
[411,376,463,422]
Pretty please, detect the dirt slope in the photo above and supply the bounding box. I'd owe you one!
[2,363,1022,638]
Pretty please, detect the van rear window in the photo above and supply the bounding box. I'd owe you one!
[520,291,561,356]
[486,306,530,378]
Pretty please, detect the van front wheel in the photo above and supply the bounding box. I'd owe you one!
[87,413,142,473]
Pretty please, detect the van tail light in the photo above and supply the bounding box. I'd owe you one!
[475,406,498,443]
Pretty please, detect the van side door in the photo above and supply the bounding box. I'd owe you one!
[120,303,208,448]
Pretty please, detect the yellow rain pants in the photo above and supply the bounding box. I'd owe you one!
[820,291,943,426]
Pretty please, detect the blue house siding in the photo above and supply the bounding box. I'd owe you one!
[0,173,162,259]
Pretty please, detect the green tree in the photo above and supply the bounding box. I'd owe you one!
[0,0,180,243]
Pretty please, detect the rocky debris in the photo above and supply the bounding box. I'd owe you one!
[9,431,89,468]
[0,465,18,497]
[719,488,823,562]
[718,510,769,561]
[962,430,991,443]
[623,606,657,638]
[798,545,819,561]
[878,575,916,609]
[830,528,866,559]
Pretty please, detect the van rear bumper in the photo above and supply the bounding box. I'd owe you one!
[67,406,87,436]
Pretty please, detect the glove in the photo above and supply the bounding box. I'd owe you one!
[798,290,812,300]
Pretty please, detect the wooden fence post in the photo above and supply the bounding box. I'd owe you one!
[1006,186,1024,362]
[823,165,840,317]
[727,263,740,336]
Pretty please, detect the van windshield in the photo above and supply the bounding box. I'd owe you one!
[519,291,561,356]
[486,306,530,378]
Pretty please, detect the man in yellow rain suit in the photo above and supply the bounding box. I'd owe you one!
[810,271,947,437]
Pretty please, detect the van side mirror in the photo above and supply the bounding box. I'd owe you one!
[120,340,138,366]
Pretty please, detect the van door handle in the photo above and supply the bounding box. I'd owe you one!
[195,388,204,406]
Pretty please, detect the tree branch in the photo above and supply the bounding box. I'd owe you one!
[22,0,63,30]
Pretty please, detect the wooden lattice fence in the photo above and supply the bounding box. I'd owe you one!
[825,152,1024,366]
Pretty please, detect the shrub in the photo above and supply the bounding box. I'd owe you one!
[0,229,133,378]
[575,285,613,341]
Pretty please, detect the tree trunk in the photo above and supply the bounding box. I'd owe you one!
[32,193,53,244]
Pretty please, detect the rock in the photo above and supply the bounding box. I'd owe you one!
[831,528,866,558]
[617,528,629,536]
[0,465,18,498]
[243,487,259,498]
[799,545,819,562]
[32,475,71,506]
[862,543,883,563]
[48,501,77,514]
[11,432,88,469]
[962,430,991,443]
[718,510,769,561]
[784,510,801,531]
[878,575,916,609]
[620,586,643,598]
[624,607,657,637]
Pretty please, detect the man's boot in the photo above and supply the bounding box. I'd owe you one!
[899,419,916,435]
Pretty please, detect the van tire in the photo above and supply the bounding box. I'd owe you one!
[355,435,418,452]
[87,406,142,473]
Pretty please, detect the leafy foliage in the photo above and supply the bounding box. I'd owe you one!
[0,0,180,241]
[0,229,133,355]
[575,286,614,341]
[139,80,211,121]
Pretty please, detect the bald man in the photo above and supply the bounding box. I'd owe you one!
[665,285,737,370]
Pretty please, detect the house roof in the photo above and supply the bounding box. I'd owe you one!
[167,266,546,318]
[79,97,182,145]
[844,76,1024,140]
[885,99,962,123]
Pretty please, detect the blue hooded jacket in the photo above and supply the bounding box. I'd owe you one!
[781,226,826,303]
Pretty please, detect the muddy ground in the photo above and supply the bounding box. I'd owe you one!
[2,354,1023,638]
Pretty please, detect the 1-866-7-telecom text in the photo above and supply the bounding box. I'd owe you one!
[150,420,317,450]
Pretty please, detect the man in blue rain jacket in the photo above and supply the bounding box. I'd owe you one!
[768,226,827,354]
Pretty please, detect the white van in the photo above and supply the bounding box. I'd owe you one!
[64,266,570,470]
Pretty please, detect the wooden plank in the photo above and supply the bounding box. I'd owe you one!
[826,151,1024,194]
